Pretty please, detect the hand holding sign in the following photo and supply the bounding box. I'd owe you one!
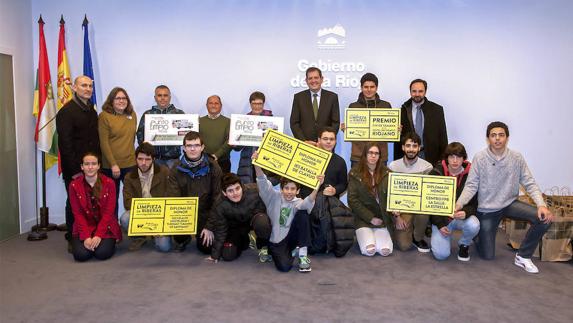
[252,130,331,190]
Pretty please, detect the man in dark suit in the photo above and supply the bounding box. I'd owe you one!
[394,79,448,166]
[290,67,340,145]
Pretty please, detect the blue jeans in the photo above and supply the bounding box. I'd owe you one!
[431,215,480,260]
[477,200,550,259]
[120,211,172,252]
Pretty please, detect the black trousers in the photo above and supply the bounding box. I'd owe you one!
[64,178,73,241]
[71,237,116,262]
[221,213,271,262]
[269,210,311,272]
[173,216,212,254]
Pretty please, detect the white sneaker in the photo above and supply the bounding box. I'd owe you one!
[514,254,539,274]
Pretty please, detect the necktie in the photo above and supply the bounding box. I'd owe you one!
[415,105,424,144]
[312,93,319,119]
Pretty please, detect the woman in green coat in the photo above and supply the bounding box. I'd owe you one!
[348,142,394,256]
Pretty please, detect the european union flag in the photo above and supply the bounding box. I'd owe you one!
[82,15,97,108]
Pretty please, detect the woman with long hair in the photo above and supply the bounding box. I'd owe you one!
[347,142,394,257]
[98,87,137,215]
[69,152,122,261]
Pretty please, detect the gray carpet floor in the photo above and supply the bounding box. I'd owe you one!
[1,230,571,323]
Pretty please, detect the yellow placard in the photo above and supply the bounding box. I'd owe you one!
[128,197,198,236]
[386,173,456,216]
[344,108,401,142]
[253,130,332,189]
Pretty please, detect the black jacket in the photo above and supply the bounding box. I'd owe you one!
[166,155,222,230]
[429,160,477,229]
[395,97,448,166]
[300,152,348,199]
[210,185,266,259]
[309,193,355,257]
[56,95,100,180]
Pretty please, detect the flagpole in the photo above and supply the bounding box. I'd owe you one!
[30,14,57,236]
[32,152,57,231]
[28,144,47,241]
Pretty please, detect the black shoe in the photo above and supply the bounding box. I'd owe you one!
[173,242,186,253]
[172,237,190,253]
[425,225,432,238]
[413,239,430,253]
[458,244,470,261]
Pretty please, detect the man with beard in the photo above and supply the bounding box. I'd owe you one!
[345,73,392,168]
[120,143,172,252]
[388,132,432,252]
[136,85,185,168]
[56,75,101,252]
[394,79,448,166]
[167,131,222,253]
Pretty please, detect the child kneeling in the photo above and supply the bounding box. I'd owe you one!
[253,153,323,273]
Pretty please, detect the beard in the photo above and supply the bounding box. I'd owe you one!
[412,96,424,103]
[405,151,418,160]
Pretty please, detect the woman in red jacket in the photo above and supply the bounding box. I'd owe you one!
[69,152,122,261]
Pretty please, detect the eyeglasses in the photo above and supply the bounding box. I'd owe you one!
[367,151,380,156]
[114,97,128,101]
[185,144,202,149]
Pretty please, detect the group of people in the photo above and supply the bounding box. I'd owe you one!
[55,67,554,274]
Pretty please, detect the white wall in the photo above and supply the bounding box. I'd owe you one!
[0,0,36,232]
[21,0,573,226]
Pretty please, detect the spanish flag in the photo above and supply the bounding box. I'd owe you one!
[53,15,74,173]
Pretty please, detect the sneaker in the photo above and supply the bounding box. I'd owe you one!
[258,247,272,263]
[413,239,431,253]
[514,254,539,273]
[128,237,147,251]
[248,231,257,250]
[298,256,312,273]
[457,244,470,261]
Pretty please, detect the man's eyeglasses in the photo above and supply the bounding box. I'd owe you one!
[185,144,202,149]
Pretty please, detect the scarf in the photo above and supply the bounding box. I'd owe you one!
[177,153,210,179]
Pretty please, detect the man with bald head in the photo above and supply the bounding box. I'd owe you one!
[56,75,101,251]
[199,95,232,173]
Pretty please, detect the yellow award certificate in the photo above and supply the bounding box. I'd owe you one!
[386,173,457,216]
[253,130,332,190]
[128,197,198,236]
[344,108,401,142]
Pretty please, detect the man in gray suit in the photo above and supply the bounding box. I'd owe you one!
[290,67,340,145]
